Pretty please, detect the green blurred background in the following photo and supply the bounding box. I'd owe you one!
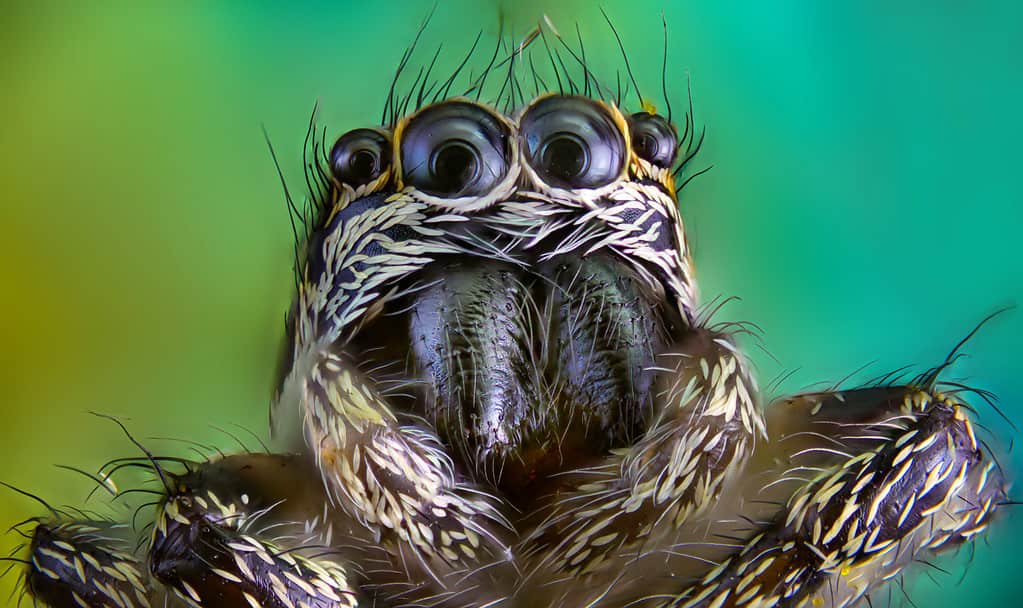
[2,1,1020,605]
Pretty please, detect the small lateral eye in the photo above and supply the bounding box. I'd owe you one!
[329,128,391,188]
[520,96,626,189]
[628,113,678,167]
[400,102,510,198]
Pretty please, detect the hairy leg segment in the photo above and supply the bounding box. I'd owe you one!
[14,453,365,608]
[659,385,1005,608]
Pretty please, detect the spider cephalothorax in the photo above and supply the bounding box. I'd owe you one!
[7,18,1008,608]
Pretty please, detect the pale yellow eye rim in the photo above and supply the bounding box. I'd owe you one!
[392,97,521,213]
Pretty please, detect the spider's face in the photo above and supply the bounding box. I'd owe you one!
[273,95,698,496]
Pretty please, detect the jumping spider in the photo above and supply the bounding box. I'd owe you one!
[6,18,1007,608]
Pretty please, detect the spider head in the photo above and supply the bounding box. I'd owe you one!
[271,94,698,489]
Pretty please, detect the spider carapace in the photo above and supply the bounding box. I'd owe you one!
[8,18,1007,608]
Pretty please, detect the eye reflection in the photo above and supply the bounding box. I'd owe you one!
[541,134,588,183]
[520,96,625,189]
[400,102,509,198]
[430,141,480,194]
[329,128,391,188]
[628,113,678,167]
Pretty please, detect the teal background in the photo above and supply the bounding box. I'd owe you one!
[2,1,1020,605]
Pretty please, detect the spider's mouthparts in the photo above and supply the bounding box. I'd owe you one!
[352,252,681,498]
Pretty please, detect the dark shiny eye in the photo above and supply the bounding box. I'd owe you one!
[628,113,678,167]
[330,129,391,188]
[400,102,509,197]
[520,96,625,189]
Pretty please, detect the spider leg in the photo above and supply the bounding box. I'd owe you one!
[18,519,158,608]
[14,453,369,608]
[521,326,767,603]
[664,386,1007,608]
[147,452,366,608]
[296,350,518,605]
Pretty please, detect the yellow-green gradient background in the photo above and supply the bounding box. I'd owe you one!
[2,1,1020,605]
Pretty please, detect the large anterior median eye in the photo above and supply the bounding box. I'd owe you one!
[520,96,626,189]
[628,113,678,167]
[400,102,509,198]
[330,128,391,188]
